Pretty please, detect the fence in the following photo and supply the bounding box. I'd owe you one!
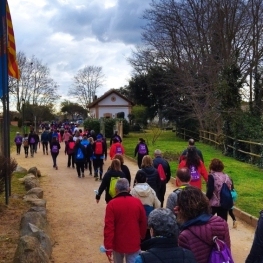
[176,128,263,167]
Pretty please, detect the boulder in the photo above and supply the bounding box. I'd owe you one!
[24,198,46,208]
[19,174,36,183]
[15,166,28,173]
[13,235,49,263]
[26,187,44,199]
[20,212,47,236]
[27,207,47,220]
[28,167,41,177]
[24,177,40,191]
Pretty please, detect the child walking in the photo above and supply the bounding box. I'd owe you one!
[229,178,238,228]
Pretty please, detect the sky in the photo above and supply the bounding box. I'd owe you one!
[8,0,152,102]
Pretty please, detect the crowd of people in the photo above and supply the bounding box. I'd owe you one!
[13,130,263,263]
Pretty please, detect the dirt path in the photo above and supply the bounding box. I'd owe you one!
[12,144,256,263]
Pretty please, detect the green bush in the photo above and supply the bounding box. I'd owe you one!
[84,118,129,138]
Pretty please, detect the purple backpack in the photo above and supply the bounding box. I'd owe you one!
[138,144,147,155]
[115,146,123,154]
[208,237,234,263]
[51,145,59,153]
[189,165,201,182]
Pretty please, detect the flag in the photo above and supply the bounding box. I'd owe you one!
[0,0,8,98]
[6,1,19,79]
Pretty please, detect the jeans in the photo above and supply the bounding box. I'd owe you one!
[29,144,35,156]
[93,159,103,179]
[42,142,48,154]
[246,210,263,263]
[113,250,140,263]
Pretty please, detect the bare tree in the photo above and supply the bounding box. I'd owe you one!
[129,0,263,133]
[9,52,60,112]
[69,66,104,109]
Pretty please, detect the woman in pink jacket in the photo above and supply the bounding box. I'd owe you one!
[176,186,231,263]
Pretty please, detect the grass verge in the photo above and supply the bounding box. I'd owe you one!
[123,130,263,218]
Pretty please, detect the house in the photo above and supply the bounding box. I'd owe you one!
[87,89,134,120]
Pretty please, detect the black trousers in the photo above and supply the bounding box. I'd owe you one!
[93,159,103,178]
[67,154,74,167]
[42,142,48,153]
[16,144,22,154]
[76,162,85,176]
[157,183,166,208]
[211,206,228,221]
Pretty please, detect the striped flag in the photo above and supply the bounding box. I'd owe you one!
[6,1,19,79]
[0,0,8,98]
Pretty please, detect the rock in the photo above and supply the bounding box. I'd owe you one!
[13,235,49,263]
[15,166,28,173]
[19,174,36,183]
[24,198,46,208]
[28,223,52,258]
[28,167,41,177]
[24,177,40,191]
[20,212,47,236]
[28,207,47,220]
[26,187,44,199]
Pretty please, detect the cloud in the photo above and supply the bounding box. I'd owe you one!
[9,0,152,103]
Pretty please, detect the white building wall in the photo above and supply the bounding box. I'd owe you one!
[98,107,129,120]
[99,94,129,106]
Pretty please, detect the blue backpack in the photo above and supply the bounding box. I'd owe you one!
[220,177,233,210]
[76,148,84,160]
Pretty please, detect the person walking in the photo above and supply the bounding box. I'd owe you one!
[136,155,161,201]
[33,131,40,153]
[92,134,107,180]
[80,136,93,171]
[177,186,231,263]
[153,149,171,207]
[178,147,208,189]
[229,178,238,228]
[14,132,23,155]
[130,170,161,242]
[28,131,36,157]
[73,139,86,178]
[112,154,131,185]
[22,133,29,158]
[62,129,71,145]
[109,138,125,159]
[166,167,191,215]
[179,138,204,163]
[50,136,61,170]
[95,159,126,204]
[65,135,75,168]
[41,128,49,155]
[134,138,149,168]
[103,178,147,263]
[245,210,263,263]
[110,130,122,146]
[135,208,197,263]
[206,158,233,221]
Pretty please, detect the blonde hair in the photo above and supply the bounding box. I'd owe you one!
[141,155,153,168]
[110,159,122,171]
[113,154,124,164]
[88,137,94,144]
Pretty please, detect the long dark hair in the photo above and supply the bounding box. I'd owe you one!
[185,147,201,168]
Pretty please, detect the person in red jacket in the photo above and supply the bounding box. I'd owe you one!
[176,186,231,263]
[178,147,208,189]
[109,138,125,159]
[104,178,147,263]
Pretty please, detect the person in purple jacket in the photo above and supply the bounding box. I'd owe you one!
[176,186,232,263]
[14,132,23,155]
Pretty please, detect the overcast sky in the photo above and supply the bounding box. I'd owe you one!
[9,0,151,101]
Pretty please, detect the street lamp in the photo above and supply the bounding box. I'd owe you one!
[22,98,25,134]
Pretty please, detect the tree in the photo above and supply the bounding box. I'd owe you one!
[9,52,60,113]
[60,100,88,120]
[69,66,104,109]
[129,0,263,137]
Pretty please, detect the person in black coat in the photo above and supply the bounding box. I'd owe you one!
[134,138,149,168]
[111,154,131,185]
[135,155,161,199]
[96,159,125,204]
[135,208,196,263]
[73,139,87,178]
[153,149,171,207]
[110,130,122,146]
